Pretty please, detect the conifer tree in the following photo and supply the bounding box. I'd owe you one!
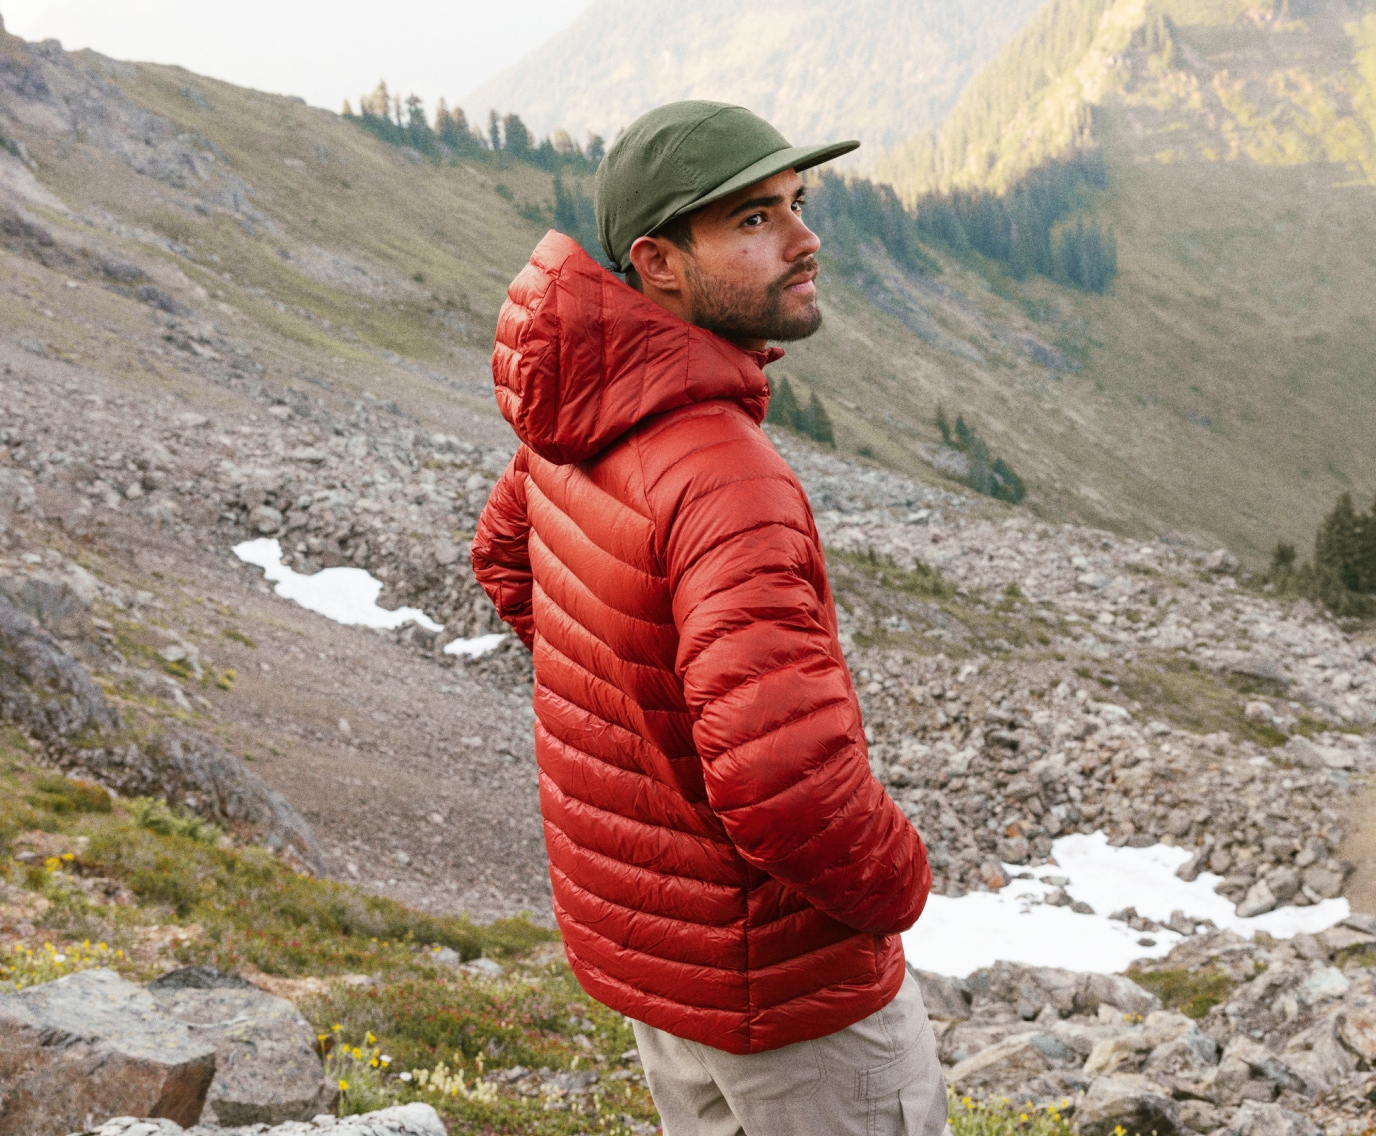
[503,114,532,158]
[586,134,606,165]
[766,377,802,430]
[553,174,578,234]
[342,99,354,117]
[488,109,501,151]
[798,390,836,447]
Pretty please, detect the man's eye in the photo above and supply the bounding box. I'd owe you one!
[743,213,766,227]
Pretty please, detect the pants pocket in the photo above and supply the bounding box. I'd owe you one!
[726,1037,825,1102]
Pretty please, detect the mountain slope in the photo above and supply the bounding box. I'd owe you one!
[834,0,1376,560]
[461,0,1044,155]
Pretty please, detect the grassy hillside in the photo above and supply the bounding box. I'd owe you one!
[461,0,1045,157]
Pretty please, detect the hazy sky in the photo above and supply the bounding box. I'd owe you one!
[0,1,590,119]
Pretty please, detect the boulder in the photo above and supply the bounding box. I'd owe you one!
[908,966,971,1021]
[1337,996,1376,1062]
[1222,1037,1304,1095]
[1082,973,1162,1018]
[1282,1013,1357,1095]
[946,1032,1061,1090]
[1225,1101,1321,1136]
[1142,1019,1218,1081]
[1178,1100,1226,1134]
[0,593,117,743]
[147,967,337,1126]
[1084,1032,1153,1078]
[1236,880,1278,919]
[1077,1073,1180,1136]
[0,968,215,1135]
[67,1102,447,1135]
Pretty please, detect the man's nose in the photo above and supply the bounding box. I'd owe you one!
[789,215,821,260]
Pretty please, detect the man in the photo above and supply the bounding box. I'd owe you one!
[472,101,945,1136]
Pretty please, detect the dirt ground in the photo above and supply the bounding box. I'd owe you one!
[25,458,553,928]
[1342,789,1376,916]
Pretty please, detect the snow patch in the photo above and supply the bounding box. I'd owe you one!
[904,831,1350,977]
[233,538,442,632]
[443,633,507,659]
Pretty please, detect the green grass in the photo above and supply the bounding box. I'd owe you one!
[1118,652,1291,747]
[1127,966,1236,1020]
[828,547,953,599]
[0,735,667,1132]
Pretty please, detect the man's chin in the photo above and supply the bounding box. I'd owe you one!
[770,300,823,343]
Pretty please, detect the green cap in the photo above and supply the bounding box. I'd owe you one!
[593,101,859,272]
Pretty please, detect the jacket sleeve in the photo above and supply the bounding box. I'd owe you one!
[660,437,929,936]
[471,448,535,649]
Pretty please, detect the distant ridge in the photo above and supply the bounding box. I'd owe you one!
[461,0,1044,157]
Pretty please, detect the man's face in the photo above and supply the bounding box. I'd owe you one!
[680,169,823,344]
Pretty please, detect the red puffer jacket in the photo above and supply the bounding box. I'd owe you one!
[472,231,930,1054]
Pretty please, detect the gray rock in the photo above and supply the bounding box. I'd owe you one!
[1083,973,1162,1018]
[147,968,336,1126]
[1222,1037,1304,1094]
[0,592,118,743]
[249,505,283,534]
[1342,912,1376,935]
[1084,1031,1153,1078]
[1178,1100,1226,1134]
[909,965,971,1021]
[1301,865,1347,899]
[1337,996,1376,1062]
[1317,924,1374,953]
[1236,879,1278,918]
[69,1102,447,1135]
[1077,1073,1180,1136]
[0,968,215,1135]
[0,572,89,638]
[1282,1013,1357,1095]
[947,1032,1057,1090]
[1225,1102,1321,1136]
[1264,866,1300,903]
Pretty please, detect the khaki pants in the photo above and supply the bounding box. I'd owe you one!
[632,970,949,1136]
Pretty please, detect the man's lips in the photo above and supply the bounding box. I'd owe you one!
[785,276,817,297]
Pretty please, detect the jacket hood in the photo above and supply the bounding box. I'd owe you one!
[492,231,780,465]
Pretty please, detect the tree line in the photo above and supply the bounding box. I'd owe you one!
[343,82,604,175]
[912,152,1117,293]
[804,156,1116,295]
[1267,493,1376,619]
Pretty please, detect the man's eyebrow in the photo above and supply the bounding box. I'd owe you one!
[727,193,784,218]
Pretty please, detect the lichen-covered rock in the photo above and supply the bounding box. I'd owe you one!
[147,967,337,1126]
[0,968,215,1135]
[1076,1073,1180,1136]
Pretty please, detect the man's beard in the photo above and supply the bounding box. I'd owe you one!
[684,257,823,343]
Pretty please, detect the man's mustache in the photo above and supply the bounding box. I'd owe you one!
[771,257,820,294]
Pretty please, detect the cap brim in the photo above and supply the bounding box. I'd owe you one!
[665,140,860,223]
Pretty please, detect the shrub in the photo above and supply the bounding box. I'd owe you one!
[767,377,836,447]
[936,407,1027,504]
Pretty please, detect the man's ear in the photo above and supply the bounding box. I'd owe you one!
[627,236,684,295]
